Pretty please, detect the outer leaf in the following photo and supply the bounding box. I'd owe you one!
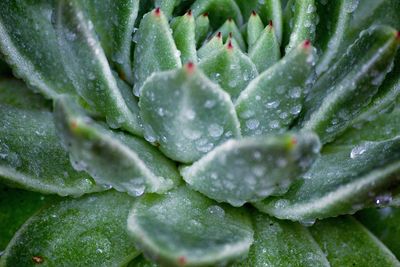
[155,0,178,18]
[133,8,182,96]
[357,207,400,259]
[127,186,254,267]
[54,96,181,197]
[0,95,99,196]
[197,32,224,59]
[0,185,56,251]
[191,0,243,28]
[199,43,258,101]
[233,211,329,267]
[249,22,281,73]
[0,191,140,267]
[181,132,321,207]
[300,25,400,144]
[56,0,143,135]
[254,137,400,222]
[172,11,197,64]
[353,52,400,124]
[0,0,76,97]
[195,13,210,47]
[283,0,316,53]
[236,41,316,137]
[309,217,400,267]
[315,0,357,75]
[139,64,241,163]
[79,0,139,83]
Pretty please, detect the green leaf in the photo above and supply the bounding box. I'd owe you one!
[353,52,400,124]
[236,41,316,137]
[191,0,243,28]
[199,43,258,101]
[258,0,283,45]
[0,1,76,97]
[357,207,400,259]
[309,216,400,267]
[247,12,264,50]
[54,96,181,197]
[195,13,210,47]
[216,19,246,52]
[56,0,143,135]
[181,132,321,207]
[0,104,99,196]
[233,211,329,267]
[197,32,224,59]
[172,11,197,64]
[249,22,281,73]
[300,25,400,144]
[0,191,140,267]
[133,8,182,96]
[254,135,400,222]
[314,0,356,75]
[283,0,316,53]
[79,0,139,83]
[127,186,254,267]
[155,0,178,18]
[139,64,241,163]
[0,79,50,110]
[0,185,56,251]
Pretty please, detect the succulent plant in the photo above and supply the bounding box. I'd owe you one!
[1,0,400,266]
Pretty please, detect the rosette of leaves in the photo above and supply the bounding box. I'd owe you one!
[0,0,400,266]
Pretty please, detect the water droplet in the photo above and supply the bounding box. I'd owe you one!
[350,145,366,159]
[246,119,260,130]
[208,123,224,138]
[207,205,225,217]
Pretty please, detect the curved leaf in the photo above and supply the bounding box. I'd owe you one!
[191,0,243,28]
[249,22,281,73]
[0,104,99,196]
[258,0,283,44]
[254,136,400,222]
[0,191,140,267]
[315,0,356,75]
[127,186,254,267]
[283,0,316,53]
[172,11,197,64]
[139,64,241,163]
[0,185,56,251]
[54,96,181,197]
[181,132,321,207]
[0,0,76,97]
[56,0,143,135]
[357,207,400,259]
[199,43,258,101]
[133,8,182,96]
[300,25,400,144]
[309,217,400,267]
[79,0,139,83]
[236,41,316,137]
[233,211,329,267]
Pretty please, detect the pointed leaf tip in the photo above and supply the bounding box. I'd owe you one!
[154,7,161,16]
[203,13,208,17]
[227,40,234,50]
[269,20,273,27]
[251,10,257,16]
[187,9,192,16]
[185,62,196,73]
[396,31,400,40]
[303,39,311,49]
[217,31,222,38]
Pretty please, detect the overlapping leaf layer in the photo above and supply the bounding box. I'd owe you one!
[0,0,400,266]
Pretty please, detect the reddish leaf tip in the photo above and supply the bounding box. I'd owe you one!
[228,18,233,22]
[203,12,209,17]
[396,31,400,40]
[186,62,196,73]
[227,40,234,50]
[228,32,233,38]
[187,9,192,16]
[303,39,311,49]
[291,138,298,145]
[216,32,222,38]
[268,20,273,27]
[251,10,257,16]
[154,7,161,16]
[178,256,187,266]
